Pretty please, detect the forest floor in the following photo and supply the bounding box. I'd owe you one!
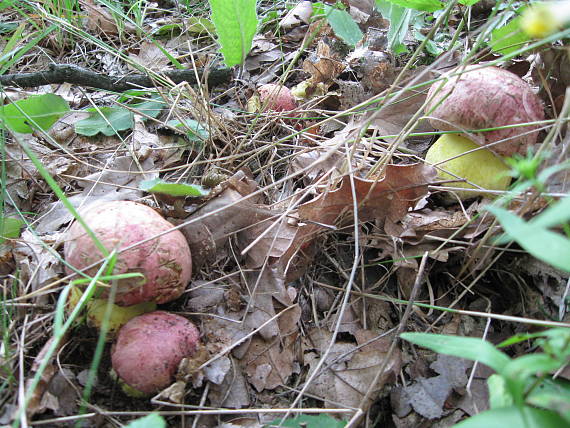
[1,1,569,428]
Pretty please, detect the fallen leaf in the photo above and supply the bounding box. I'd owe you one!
[81,0,136,36]
[242,305,301,392]
[303,329,401,410]
[128,41,171,71]
[298,164,436,227]
[35,156,157,233]
[280,1,313,29]
[13,231,64,304]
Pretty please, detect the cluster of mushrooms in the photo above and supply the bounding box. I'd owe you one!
[63,65,544,397]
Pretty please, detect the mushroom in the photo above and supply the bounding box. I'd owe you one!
[64,201,192,306]
[111,311,200,396]
[425,66,544,157]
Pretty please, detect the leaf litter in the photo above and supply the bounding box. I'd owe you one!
[1,1,569,427]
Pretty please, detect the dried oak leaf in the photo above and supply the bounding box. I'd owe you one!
[298,164,436,227]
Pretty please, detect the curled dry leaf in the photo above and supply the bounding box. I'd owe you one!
[303,38,346,84]
[298,164,436,227]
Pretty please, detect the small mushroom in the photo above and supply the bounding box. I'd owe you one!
[111,311,200,396]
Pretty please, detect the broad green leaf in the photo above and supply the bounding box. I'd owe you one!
[530,197,570,229]
[381,0,444,12]
[527,379,570,423]
[131,96,165,119]
[124,414,166,428]
[487,374,513,409]
[459,0,482,5]
[324,5,363,47]
[75,107,134,136]
[486,205,570,272]
[454,406,567,428]
[266,414,347,428]
[209,0,258,67]
[0,217,23,245]
[140,179,209,197]
[491,16,531,55]
[400,333,511,373]
[0,94,70,133]
[116,92,165,119]
[166,118,209,141]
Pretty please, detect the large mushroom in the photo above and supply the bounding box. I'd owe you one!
[64,201,192,306]
[423,66,545,200]
[425,66,544,157]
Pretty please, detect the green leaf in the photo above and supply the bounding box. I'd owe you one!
[530,197,570,229]
[140,179,209,198]
[266,414,347,428]
[323,5,363,47]
[166,118,209,141]
[75,107,134,137]
[124,414,166,428]
[527,378,570,422]
[0,217,24,245]
[186,17,216,35]
[0,1,15,11]
[503,354,564,380]
[454,406,568,428]
[381,0,444,12]
[0,94,70,133]
[130,95,165,119]
[491,16,531,55]
[459,0,482,6]
[0,22,17,33]
[209,0,258,67]
[486,205,570,272]
[400,333,511,373]
[375,1,415,54]
[487,374,513,409]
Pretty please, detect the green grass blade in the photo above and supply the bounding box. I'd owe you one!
[401,333,511,373]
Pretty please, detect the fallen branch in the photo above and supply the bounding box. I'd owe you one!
[0,63,232,91]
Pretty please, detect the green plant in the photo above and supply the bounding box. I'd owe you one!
[209,0,258,67]
[401,329,570,427]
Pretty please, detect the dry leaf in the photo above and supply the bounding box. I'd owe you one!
[280,1,313,29]
[13,231,64,304]
[24,334,68,418]
[242,305,301,392]
[35,156,157,233]
[303,329,401,410]
[242,267,294,341]
[303,38,346,84]
[128,41,171,71]
[298,164,435,227]
[81,0,119,35]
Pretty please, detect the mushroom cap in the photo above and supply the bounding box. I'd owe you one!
[258,83,297,112]
[111,311,200,395]
[64,201,192,306]
[425,66,544,157]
